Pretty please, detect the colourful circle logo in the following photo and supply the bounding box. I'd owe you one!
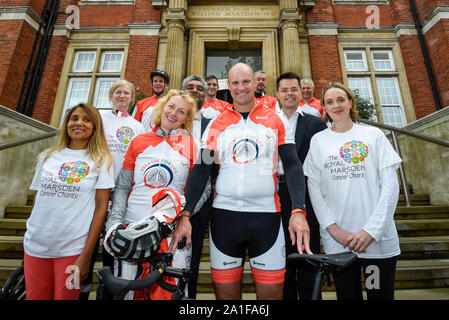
[58,161,89,184]
[143,163,174,189]
[232,138,259,164]
[339,140,369,164]
[116,126,135,144]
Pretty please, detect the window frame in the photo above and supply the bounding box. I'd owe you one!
[72,51,97,73]
[93,76,121,111]
[344,50,369,72]
[342,47,407,127]
[99,51,124,73]
[371,49,396,72]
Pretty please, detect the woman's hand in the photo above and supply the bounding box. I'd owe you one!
[168,211,192,254]
[327,224,353,248]
[74,254,91,285]
[347,230,374,253]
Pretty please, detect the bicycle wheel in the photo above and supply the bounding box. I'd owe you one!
[0,267,26,300]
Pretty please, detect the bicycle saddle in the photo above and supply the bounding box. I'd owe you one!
[287,251,357,269]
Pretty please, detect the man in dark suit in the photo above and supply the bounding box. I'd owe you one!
[275,72,327,300]
[181,75,214,299]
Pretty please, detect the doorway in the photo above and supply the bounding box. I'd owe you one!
[205,49,262,104]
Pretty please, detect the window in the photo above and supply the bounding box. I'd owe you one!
[344,49,405,127]
[344,50,368,72]
[72,51,96,72]
[372,50,395,71]
[62,50,123,123]
[377,77,405,128]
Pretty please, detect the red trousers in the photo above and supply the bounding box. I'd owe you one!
[24,252,81,300]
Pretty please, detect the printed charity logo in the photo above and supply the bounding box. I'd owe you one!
[143,163,174,189]
[232,138,259,164]
[116,126,135,145]
[58,161,89,184]
[339,140,369,164]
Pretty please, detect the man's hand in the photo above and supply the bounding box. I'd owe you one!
[288,212,312,254]
[168,210,192,253]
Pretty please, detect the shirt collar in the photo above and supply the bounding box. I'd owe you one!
[112,110,130,117]
[277,105,304,119]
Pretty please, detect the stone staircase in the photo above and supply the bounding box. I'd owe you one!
[1,189,449,298]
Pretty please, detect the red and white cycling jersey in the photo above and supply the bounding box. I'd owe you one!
[202,103,293,213]
[121,127,198,224]
[255,94,277,111]
[132,96,160,132]
[200,99,230,119]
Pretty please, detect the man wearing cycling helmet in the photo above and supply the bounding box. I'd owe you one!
[132,70,169,132]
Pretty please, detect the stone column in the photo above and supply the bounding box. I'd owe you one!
[165,17,186,90]
[164,0,187,90]
[280,18,302,75]
[279,0,302,75]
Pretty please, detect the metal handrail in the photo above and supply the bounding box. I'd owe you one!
[0,130,57,151]
[356,117,449,207]
[356,118,449,148]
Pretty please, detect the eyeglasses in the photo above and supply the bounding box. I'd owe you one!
[279,87,300,94]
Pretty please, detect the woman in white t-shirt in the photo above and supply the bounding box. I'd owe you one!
[23,103,114,300]
[303,82,402,300]
[76,80,145,300]
[101,80,145,181]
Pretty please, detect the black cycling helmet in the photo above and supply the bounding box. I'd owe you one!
[150,70,170,84]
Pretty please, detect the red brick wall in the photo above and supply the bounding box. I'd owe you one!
[125,36,159,97]
[29,0,161,123]
[398,35,438,118]
[308,35,343,100]
[389,1,440,117]
[0,20,37,111]
[414,0,449,22]
[423,20,449,108]
[32,36,68,123]
[307,0,334,23]
[334,3,393,27]
[0,0,46,15]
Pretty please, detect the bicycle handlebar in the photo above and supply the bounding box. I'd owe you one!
[97,260,191,299]
[97,266,163,298]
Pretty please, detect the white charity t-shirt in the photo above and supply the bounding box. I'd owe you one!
[101,111,145,181]
[24,148,115,258]
[303,123,402,258]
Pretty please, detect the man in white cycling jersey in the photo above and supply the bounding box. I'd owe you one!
[170,63,311,300]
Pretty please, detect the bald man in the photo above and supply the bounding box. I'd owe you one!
[170,63,311,300]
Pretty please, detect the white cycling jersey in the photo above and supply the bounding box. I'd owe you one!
[202,102,293,213]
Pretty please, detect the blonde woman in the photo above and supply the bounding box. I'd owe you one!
[303,82,402,300]
[23,103,114,300]
[105,89,199,300]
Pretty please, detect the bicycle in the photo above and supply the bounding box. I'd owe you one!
[97,240,191,300]
[0,265,26,301]
[287,251,357,300]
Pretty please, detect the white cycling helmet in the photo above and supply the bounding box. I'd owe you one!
[109,216,161,262]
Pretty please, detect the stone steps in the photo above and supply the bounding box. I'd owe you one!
[3,206,449,237]
[2,192,449,296]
